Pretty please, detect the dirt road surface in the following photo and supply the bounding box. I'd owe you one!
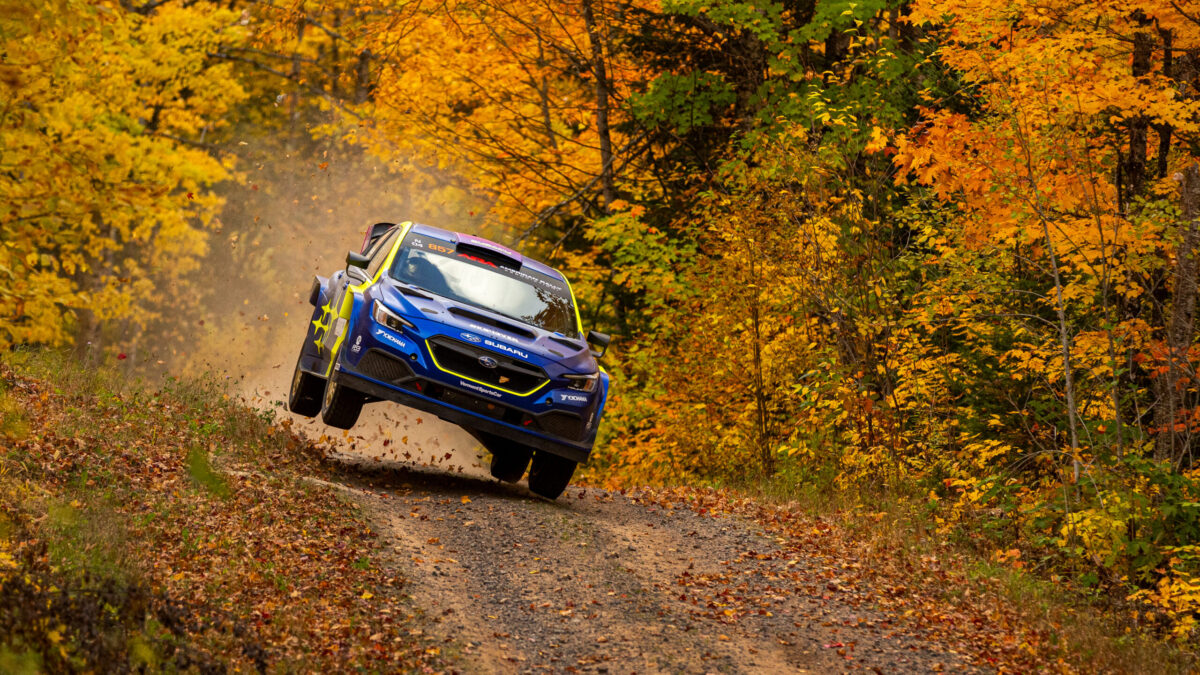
[315,455,975,674]
[235,325,976,673]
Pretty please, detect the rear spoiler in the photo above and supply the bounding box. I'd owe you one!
[360,222,397,254]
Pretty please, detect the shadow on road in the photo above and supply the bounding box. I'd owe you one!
[319,450,574,507]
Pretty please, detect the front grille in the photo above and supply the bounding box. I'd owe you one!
[413,381,527,425]
[356,349,413,384]
[536,411,586,441]
[427,336,548,393]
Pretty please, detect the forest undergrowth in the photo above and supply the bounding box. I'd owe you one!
[0,351,446,672]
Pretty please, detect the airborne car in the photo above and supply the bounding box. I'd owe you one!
[288,222,611,499]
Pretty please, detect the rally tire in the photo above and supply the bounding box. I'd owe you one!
[476,432,532,483]
[527,451,576,499]
[288,360,326,417]
[489,444,532,483]
[321,377,363,429]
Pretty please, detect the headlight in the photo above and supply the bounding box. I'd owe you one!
[564,371,599,392]
[373,300,414,332]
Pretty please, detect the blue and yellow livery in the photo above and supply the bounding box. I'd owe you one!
[288,222,612,499]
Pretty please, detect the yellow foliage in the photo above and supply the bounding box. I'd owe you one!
[0,1,247,348]
[1131,548,1200,640]
[340,1,655,234]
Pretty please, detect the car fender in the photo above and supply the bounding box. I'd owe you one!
[593,370,611,431]
[308,275,328,306]
[324,291,367,376]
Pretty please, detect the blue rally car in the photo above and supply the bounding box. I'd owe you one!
[288,221,611,499]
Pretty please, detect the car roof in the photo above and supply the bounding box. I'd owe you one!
[407,223,564,280]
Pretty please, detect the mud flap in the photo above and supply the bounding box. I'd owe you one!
[299,277,333,374]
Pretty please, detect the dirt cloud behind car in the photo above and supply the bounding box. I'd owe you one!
[172,142,495,476]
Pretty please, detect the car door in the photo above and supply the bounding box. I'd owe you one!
[320,227,401,357]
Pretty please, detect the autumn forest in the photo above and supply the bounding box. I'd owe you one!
[6,0,1200,659]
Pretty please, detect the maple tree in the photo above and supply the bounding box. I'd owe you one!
[0,0,247,357]
[888,0,1200,636]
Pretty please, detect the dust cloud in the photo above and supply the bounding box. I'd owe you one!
[183,141,495,480]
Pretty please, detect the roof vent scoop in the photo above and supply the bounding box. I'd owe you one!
[455,234,523,270]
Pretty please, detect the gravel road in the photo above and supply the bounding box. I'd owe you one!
[322,453,976,674]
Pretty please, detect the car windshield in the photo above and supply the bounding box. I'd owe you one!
[389,244,578,336]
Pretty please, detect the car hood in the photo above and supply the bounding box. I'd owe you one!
[377,281,596,373]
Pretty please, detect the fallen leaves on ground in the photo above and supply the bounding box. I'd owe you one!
[630,486,1052,672]
[0,363,447,671]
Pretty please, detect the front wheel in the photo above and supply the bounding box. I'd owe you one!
[471,432,531,482]
[320,377,363,429]
[288,359,326,417]
[487,440,532,483]
[527,452,576,499]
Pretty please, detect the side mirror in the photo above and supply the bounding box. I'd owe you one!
[346,250,370,269]
[586,330,611,358]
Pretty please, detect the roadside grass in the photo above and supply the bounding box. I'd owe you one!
[708,470,1198,674]
[0,348,447,671]
[42,495,131,584]
[186,446,231,499]
[0,386,29,440]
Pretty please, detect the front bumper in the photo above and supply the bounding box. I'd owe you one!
[330,362,594,464]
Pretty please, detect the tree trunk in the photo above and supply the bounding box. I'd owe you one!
[535,32,558,151]
[330,10,342,100]
[1121,27,1153,212]
[1042,219,1082,481]
[355,49,372,104]
[749,280,773,476]
[288,18,306,151]
[1155,163,1200,468]
[1156,28,1173,180]
[72,308,102,365]
[72,213,113,366]
[581,0,614,209]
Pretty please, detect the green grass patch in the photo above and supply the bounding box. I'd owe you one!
[0,646,42,675]
[186,447,231,499]
[42,497,131,583]
[0,388,29,441]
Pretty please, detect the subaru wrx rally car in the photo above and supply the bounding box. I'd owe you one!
[288,221,611,499]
